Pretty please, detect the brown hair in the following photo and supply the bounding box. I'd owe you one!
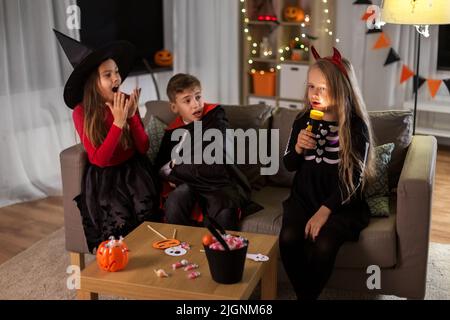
[82,68,132,149]
[298,58,375,201]
[166,73,201,102]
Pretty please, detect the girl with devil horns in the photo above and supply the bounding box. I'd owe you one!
[54,30,161,253]
[279,46,376,300]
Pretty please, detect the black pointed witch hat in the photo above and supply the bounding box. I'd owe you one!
[53,29,136,109]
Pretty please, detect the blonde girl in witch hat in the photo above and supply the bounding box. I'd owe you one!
[279,46,376,300]
[54,30,161,253]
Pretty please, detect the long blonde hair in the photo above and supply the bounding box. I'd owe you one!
[82,69,132,149]
[298,58,375,200]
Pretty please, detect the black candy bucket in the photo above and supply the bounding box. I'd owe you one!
[203,216,248,284]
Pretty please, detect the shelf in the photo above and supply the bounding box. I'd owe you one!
[247,20,279,26]
[248,94,279,100]
[415,127,450,138]
[250,58,277,63]
[279,22,310,27]
[248,94,305,103]
[280,60,309,65]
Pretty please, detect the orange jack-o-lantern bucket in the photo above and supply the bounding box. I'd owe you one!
[96,236,129,272]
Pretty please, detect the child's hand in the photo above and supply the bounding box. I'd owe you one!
[295,129,317,154]
[305,206,331,241]
[127,88,141,118]
[106,92,129,129]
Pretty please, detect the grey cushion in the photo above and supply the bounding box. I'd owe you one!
[222,104,275,190]
[239,186,288,235]
[144,115,167,164]
[365,143,395,217]
[144,100,175,126]
[267,107,299,187]
[369,110,413,190]
[335,212,397,268]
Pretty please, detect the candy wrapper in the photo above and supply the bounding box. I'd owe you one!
[183,263,199,271]
[208,234,248,251]
[187,271,201,279]
[154,269,169,278]
[171,259,189,270]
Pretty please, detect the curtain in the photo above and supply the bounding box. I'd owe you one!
[334,0,440,110]
[172,0,240,105]
[0,0,78,207]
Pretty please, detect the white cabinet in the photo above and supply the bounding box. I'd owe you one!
[278,99,303,110]
[279,63,309,101]
[248,96,277,108]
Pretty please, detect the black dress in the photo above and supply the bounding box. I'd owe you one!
[75,153,161,253]
[279,111,371,299]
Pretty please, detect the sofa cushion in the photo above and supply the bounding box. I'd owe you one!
[365,143,395,217]
[242,186,397,268]
[144,115,167,164]
[144,100,175,126]
[369,110,413,191]
[222,104,275,190]
[335,212,397,268]
[267,107,299,187]
[239,186,288,235]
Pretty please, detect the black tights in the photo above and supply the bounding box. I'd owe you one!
[279,208,346,300]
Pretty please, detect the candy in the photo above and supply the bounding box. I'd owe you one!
[180,242,191,250]
[187,271,201,279]
[208,234,248,251]
[183,263,199,271]
[154,269,169,278]
[171,259,189,270]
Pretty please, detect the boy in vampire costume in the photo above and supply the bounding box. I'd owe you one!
[156,73,260,229]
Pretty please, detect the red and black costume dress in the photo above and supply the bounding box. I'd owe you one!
[155,104,254,230]
[73,105,160,252]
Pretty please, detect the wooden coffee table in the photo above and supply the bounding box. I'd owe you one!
[78,222,279,300]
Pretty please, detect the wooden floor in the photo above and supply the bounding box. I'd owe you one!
[0,147,450,265]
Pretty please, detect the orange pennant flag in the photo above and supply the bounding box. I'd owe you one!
[361,9,375,21]
[373,33,391,49]
[400,65,415,84]
[427,79,442,98]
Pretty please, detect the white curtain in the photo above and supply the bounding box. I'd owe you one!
[172,0,240,105]
[0,0,78,207]
[334,0,440,110]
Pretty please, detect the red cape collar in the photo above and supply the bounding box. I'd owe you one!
[165,103,219,131]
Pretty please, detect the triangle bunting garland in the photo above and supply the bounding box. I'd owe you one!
[427,79,442,98]
[412,75,427,93]
[400,65,415,84]
[444,79,450,95]
[367,27,383,34]
[353,0,373,4]
[373,32,390,49]
[384,48,401,66]
[361,10,375,21]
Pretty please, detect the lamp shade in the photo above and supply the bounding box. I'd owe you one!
[382,0,450,25]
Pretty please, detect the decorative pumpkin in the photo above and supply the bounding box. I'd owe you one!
[154,49,173,67]
[96,236,129,272]
[283,5,305,22]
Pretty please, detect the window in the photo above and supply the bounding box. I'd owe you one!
[438,25,450,71]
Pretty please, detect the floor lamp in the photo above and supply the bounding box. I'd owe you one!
[381,0,450,135]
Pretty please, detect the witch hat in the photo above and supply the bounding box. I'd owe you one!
[53,29,136,109]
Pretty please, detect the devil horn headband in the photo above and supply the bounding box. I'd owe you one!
[310,46,348,78]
